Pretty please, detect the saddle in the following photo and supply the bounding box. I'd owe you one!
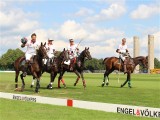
[118,57,134,66]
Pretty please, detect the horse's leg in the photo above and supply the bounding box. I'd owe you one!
[58,71,65,88]
[106,69,114,86]
[102,70,112,87]
[74,70,81,86]
[61,76,66,88]
[121,72,130,88]
[47,72,57,89]
[34,72,40,93]
[102,70,108,87]
[15,70,19,90]
[30,76,36,88]
[20,73,25,91]
[128,72,132,88]
[80,71,86,88]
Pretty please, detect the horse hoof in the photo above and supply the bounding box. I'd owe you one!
[47,85,49,89]
[58,86,61,89]
[49,86,53,89]
[35,90,39,93]
[47,84,52,89]
[120,85,123,88]
[106,83,109,86]
[129,86,132,88]
[74,83,76,86]
[63,84,67,88]
[101,84,104,87]
[14,88,19,91]
[30,85,34,88]
[20,89,24,92]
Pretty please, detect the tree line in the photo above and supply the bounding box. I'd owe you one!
[0,49,160,70]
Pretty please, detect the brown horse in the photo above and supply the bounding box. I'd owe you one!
[29,49,70,89]
[55,47,92,88]
[43,49,70,89]
[102,56,148,88]
[14,42,48,92]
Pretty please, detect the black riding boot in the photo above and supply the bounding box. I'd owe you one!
[23,61,29,77]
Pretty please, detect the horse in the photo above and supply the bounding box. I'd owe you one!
[53,47,92,89]
[29,49,70,89]
[14,42,48,92]
[102,56,148,88]
[42,49,70,89]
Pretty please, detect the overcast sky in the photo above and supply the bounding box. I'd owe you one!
[0,0,159,59]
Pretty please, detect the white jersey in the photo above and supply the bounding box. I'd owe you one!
[25,41,39,55]
[118,44,127,53]
[46,44,55,55]
[67,44,77,54]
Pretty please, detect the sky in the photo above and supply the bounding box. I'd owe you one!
[0,0,160,59]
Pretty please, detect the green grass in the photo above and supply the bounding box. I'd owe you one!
[0,98,157,120]
[0,72,159,108]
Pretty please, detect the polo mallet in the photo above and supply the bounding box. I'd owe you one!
[73,38,85,53]
[117,54,121,83]
[118,64,120,83]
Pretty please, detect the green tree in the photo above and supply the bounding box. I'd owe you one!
[0,49,24,70]
[85,58,105,71]
[154,58,160,68]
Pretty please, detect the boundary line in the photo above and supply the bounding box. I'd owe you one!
[0,92,159,118]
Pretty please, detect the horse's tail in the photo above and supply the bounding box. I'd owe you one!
[103,57,109,64]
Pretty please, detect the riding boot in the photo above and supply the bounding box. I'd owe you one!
[23,61,29,77]
[123,59,127,74]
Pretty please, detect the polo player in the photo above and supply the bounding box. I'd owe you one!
[116,38,129,74]
[67,39,79,70]
[21,33,40,76]
[44,39,55,66]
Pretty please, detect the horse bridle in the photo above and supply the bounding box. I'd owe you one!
[84,50,91,60]
[39,45,48,59]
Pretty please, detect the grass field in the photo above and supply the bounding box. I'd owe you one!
[0,72,160,120]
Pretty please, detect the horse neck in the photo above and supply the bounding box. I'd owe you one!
[36,51,43,67]
[133,56,143,66]
[57,53,64,64]
[78,51,85,63]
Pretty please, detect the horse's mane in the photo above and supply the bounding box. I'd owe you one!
[134,56,146,60]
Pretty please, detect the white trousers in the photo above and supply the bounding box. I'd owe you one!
[25,53,33,61]
[120,54,126,61]
[44,53,54,64]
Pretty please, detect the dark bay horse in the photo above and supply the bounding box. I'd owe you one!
[30,49,70,89]
[102,56,148,88]
[42,49,69,89]
[14,42,48,92]
[54,47,92,89]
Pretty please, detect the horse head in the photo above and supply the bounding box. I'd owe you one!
[38,42,48,59]
[83,47,92,60]
[59,48,69,62]
[137,56,148,69]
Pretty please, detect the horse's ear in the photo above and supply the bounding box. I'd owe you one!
[41,42,43,46]
[63,48,65,51]
[44,42,46,46]
[88,47,89,50]
[85,47,86,50]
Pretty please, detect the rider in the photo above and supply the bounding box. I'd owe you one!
[116,38,129,74]
[44,39,55,66]
[67,39,79,70]
[21,33,39,76]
